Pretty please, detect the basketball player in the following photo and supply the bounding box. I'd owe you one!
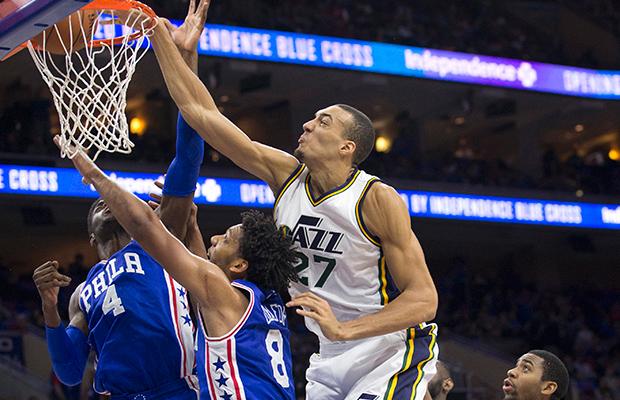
[427,361,454,400]
[115,1,439,397]
[32,3,210,398]
[55,135,298,400]
[503,350,569,400]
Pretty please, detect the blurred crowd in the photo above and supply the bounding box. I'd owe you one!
[437,256,620,400]
[364,134,620,196]
[2,1,619,399]
[2,252,619,399]
[556,0,620,40]
[2,78,619,197]
[150,0,570,66]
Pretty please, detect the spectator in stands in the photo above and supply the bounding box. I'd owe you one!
[503,350,569,400]
[427,360,454,400]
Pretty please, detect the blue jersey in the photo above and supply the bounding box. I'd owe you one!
[195,280,295,400]
[79,241,198,397]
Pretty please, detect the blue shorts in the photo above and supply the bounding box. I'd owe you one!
[110,377,199,400]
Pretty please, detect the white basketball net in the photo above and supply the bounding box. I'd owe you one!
[27,10,155,160]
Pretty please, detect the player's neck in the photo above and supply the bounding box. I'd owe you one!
[97,232,132,259]
[307,164,356,197]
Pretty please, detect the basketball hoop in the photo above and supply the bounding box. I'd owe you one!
[26,0,157,160]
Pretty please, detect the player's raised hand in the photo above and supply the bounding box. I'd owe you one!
[287,292,348,341]
[162,0,211,54]
[148,179,164,212]
[32,260,71,307]
[53,136,100,185]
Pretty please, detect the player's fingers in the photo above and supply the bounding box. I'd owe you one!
[55,279,72,287]
[147,200,159,210]
[296,309,321,320]
[34,272,63,286]
[32,261,60,278]
[188,0,196,16]
[161,18,175,33]
[53,271,72,282]
[198,0,211,20]
[159,17,175,34]
[33,269,56,282]
[33,260,55,273]
[288,292,325,306]
[288,297,323,312]
[37,279,70,290]
[33,274,56,287]
[148,191,162,202]
[34,268,70,285]
[53,135,62,149]
[286,297,306,307]
[153,180,164,189]
[34,268,69,283]
[285,297,303,307]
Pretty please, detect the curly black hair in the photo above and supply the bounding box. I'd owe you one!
[239,210,299,293]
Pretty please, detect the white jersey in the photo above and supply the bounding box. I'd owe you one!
[274,164,398,345]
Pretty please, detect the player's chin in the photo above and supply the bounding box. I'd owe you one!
[293,148,304,162]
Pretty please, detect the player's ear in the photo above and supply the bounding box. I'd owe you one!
[443,377,454,393]
[541,381,558,397]
[339,140,356,158]
[89,233,97,248]
[229,259,249,275]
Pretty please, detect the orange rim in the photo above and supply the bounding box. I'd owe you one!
[84,0,157,47]
[22,0,157,51]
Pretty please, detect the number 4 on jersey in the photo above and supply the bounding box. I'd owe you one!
[102,284,125,316]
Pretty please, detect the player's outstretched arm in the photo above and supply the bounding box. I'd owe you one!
[33,262,89,385]
[58,137,233,307]
[288,183,438,341]
[158,114,204,241]
[148,2,299,191]
[156,0,207,240]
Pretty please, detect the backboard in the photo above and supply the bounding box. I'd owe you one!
[0,0,94,60]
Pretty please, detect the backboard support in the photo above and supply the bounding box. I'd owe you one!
[0,0,94,60]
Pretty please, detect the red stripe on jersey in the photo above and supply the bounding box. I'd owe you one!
[227,340,243,399]
[204,342,218,399]
[168,275,188,377]
[205,282,255,343]
[185,376,199,392]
